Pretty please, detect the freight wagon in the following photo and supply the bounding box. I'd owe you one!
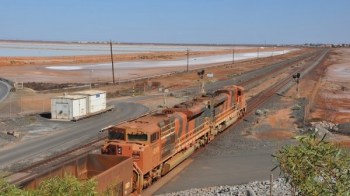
[18,154,133,195]
[101,85,246,193]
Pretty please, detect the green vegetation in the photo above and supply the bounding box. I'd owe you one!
[0,175,97,196]
[273,134,350,195]
[0,178,24,196]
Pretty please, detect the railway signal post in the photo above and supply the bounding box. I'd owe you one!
[292,73,301,98]
[197,69,205,94]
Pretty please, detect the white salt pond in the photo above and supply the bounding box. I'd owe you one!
[0,41,241,57]
[45,66,83,71]
[46,50,292,71]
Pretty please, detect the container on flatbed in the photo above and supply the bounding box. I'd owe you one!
[51,90,111,121]
[51,94,87,120]
[72,90,106,114]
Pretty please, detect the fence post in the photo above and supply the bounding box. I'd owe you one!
[20,96,22,114]
[270,173,273,196]
[9,96,12,118]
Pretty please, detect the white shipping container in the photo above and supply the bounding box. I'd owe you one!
[72,90,106,114]
[51,95,87,120]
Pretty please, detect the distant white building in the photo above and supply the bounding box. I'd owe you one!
[51,90,107,121]
[51,95,87,120]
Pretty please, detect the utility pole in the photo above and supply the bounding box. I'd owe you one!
[232,48,235,64]
[89,69,92,89]
[186,48,189,72]
[110,41,115,84]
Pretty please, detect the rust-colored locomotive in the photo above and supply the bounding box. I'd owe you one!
[101,85,246,193]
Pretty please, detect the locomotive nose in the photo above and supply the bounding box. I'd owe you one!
[101,144,118,155]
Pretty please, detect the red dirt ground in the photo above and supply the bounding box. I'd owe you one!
[307,49,350,124]
[248,107,297,141]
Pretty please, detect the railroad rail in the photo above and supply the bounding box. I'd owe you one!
[245,49,328,115]
[143,48,329,195]
[4,49,327,188]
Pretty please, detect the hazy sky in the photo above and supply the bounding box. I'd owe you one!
[1,0,349,44]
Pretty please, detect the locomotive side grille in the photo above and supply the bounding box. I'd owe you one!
[161,133,176,159]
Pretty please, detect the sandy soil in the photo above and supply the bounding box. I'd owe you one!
[252,107,297,140]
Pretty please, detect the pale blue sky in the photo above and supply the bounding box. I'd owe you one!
[0,0,349,44]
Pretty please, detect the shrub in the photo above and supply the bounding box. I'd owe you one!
[33,175,97,196]
[273,134,350,195]
[0,175,97,196]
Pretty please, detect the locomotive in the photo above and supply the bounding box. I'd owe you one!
[101,85,246,193]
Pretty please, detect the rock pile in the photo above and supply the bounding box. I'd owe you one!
[305,121,340,138]
[310,121,338,132]
[157,178,293,196]
[255,109,269,116]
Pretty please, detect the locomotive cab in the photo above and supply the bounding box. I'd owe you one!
[101,118,162,176]
[102,126,151,157]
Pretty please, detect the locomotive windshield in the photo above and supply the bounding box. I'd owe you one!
[127,133,148,141]
[108,128,125,140]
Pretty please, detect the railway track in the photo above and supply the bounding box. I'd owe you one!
[144,49,329,195]
[4,49,327,188]
[245,49,328,115]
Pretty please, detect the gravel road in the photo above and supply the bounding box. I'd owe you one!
[0,101,148,170]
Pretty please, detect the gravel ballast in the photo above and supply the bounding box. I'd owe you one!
[157,178,293,196]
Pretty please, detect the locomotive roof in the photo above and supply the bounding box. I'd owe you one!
[116,111,177,134]
[110,85,243,134]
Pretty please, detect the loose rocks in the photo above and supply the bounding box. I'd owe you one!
[157,178,293,196]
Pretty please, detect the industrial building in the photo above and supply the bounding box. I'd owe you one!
[51,90,107,121]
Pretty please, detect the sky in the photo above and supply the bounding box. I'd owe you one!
[0,0,349,44]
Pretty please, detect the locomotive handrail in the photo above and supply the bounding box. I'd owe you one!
[133,162,143,194]
[175,121,210,150]
[160,126,175,138]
